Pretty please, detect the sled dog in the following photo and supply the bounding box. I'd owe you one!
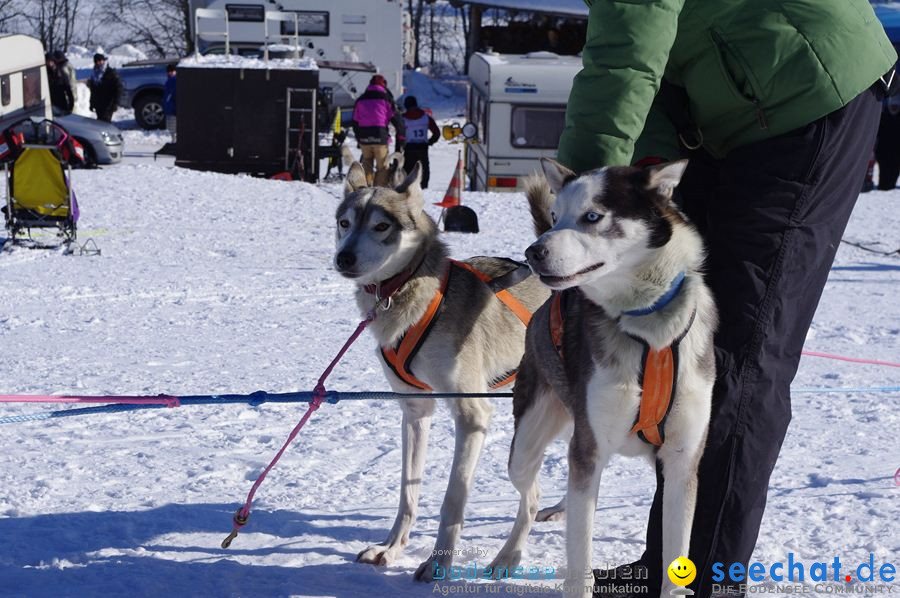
[491,159,717,598]
[334,160,550,581]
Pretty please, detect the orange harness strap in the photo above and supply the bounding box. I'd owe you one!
[629,345,677,446]
[550,292,565,359]
[450,260,533,326]
[381,260,533,391]
[549,290,692,447]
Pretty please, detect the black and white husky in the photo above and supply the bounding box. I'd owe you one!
[491,159,717,598]
[334,161,550,581]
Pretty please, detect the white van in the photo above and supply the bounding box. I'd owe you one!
[0,34,51,128]
[189,0,405,106]
[466,51,581,192]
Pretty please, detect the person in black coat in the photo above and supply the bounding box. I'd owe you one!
[875,95,900,190]
[87,53,122,122]
[46,53,74,114]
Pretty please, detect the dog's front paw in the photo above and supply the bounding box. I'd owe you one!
[413,556,451,582]
[356,543,400,566]
[535,498,566,522]
[486,551,522,578]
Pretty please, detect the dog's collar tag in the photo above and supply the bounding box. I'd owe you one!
[623,272,686,317]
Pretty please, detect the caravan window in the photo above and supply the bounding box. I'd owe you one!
[469,86,487,145]
[510,106,566,149]
[281,11,329,36]
[1,75,9,106]
[225,4,264,22]
[22,67,42,109]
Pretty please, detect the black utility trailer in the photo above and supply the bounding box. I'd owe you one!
[175,57,320,180]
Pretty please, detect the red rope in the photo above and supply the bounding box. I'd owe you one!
[801,350,900,369]
[222,310,376,548]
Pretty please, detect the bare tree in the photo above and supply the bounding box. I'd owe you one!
[17,0,81,51]
[0,0,24,33]
[103,0,192,58]
[407,0,425,68]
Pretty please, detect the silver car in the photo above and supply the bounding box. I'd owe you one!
[53,108,124,166]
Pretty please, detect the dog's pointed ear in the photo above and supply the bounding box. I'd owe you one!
[344,162,368,196]
[645,160,688,199]
[395,161,424,213]
[540,158,576,194]
[525,174,554,236]
[387,152,406,188]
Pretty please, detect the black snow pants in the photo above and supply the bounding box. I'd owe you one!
[404,143,431,188]
[635,85,881,597]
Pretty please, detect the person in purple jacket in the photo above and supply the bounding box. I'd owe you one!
[351,74,406,186]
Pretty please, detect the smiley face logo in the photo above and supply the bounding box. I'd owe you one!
[668,556,696,586]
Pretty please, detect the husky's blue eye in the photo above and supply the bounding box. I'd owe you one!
[584,212,603,223]
[374,222,390,232]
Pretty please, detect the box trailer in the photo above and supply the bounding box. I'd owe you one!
[174,55,320,179]
[466,51,580,192]
[189,0,404,107]
[0,34,51,129]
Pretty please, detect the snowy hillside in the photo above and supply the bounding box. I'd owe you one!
[0,146,897,597]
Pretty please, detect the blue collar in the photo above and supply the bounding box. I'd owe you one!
[622,272,686,317]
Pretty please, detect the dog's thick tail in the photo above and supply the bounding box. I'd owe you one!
[524,174,554,237]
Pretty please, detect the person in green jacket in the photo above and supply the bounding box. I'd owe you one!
[556,2,897,597]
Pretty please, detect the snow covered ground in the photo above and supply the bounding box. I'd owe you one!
[0,135,897,597]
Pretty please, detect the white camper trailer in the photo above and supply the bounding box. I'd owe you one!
[466,51,581,192]
[0,34,51,128]
[189,0,405,107]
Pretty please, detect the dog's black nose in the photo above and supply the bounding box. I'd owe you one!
[526,243,549,263]
[336,251,356,269]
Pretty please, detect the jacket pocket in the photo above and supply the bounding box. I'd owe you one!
[709,29,768,129]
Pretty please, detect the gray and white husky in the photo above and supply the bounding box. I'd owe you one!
[490,159,717,598]
[334,161,550,581]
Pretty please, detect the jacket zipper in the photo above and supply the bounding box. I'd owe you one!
[752,98,768,130]
[711,30,768,130]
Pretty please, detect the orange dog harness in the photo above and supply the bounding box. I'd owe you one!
[381,259,533,391]
[549,290,694,447]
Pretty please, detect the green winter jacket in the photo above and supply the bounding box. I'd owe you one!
[557,0,897,172]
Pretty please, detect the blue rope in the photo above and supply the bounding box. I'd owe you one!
[0,387,897,426]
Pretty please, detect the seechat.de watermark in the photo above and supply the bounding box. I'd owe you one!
[711,553,897,595]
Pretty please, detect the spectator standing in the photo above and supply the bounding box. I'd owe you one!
[87,53,122,123]
[52,50,78,107]
[400,96,440,188]
[875,94,900,190]
[46,53,74,114]
[164,63,178,142]
[555,1,895,596]
[351,74,405,186]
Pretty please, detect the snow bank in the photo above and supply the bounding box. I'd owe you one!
[178,54,317,71]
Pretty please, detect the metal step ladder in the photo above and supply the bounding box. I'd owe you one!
[285,87,317,180]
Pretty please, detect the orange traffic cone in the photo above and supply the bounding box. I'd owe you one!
[436,151,479,233]
[435,150,463,210]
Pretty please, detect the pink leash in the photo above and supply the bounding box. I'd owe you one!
[801,350,900,369]
[221,309,376,549]
[0,395,180,407]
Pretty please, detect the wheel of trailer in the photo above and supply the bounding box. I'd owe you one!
[135,92,165,130]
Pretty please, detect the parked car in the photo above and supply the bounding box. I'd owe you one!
[118,59,173,129]
[53,108,124,166]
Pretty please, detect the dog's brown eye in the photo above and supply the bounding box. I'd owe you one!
[339,219,350,229]
[374,222,390,232]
